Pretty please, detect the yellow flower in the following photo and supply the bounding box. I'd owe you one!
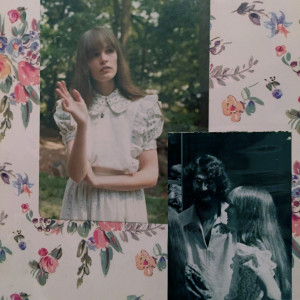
[0,54,12,80]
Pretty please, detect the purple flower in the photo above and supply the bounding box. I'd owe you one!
[297,71,300,76]
[12,173,34,196]
[32,218,38,224]
[290,61,298,68]
[30,41,39,51]
[0,37,8,53]
[272,89,282,99]
[18,241,26,250]
[264,11,292,38]
[249,13,261,26]
[1,172,10,184]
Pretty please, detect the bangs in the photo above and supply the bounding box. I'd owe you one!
[83,28,117,60]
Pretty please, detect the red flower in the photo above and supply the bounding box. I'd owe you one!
[294,161,300,175]
[14,83,30,103]
[7,10,20,23]
[275,45,287,56]
[135,249,157,276]
[21,203,30,213]
[38,248,48,257]
[18,61,40,86]
[10,294,22,300]
[39,255,59,273]
[97,221,122,232]
[93,228,109,249]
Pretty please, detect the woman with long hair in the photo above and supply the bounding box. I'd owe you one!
[225,186,291,300]
[54,27,163,222]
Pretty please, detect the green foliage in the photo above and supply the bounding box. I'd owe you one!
[40,0,209,131]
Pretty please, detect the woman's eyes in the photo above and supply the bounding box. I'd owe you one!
[105,48,115,54]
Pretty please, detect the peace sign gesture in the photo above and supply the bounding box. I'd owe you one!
[56,81,88,127]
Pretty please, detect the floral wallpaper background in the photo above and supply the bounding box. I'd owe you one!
[0,2,167,300]
[210,1,300,298]
[1,0,300,299]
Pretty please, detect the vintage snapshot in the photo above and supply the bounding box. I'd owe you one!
[39,0,210,223]
[168,132,292,300]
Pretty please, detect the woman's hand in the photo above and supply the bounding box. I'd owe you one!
[56,81,88,127]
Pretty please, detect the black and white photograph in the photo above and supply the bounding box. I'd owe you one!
[168,132,292,300]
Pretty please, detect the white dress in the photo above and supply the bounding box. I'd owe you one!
[54,89,164,222]
[225,243,278,300]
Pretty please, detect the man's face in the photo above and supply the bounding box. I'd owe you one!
[192,168,217,209]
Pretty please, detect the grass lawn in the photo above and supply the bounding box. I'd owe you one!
[39,172,167,224]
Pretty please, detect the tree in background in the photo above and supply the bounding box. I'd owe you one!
[40,0,209,132]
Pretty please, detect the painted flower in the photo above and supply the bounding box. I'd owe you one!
[1,172,10,184]
[8,10,20,23]
[135,250,157,276]
[93,227,109,249]
[14,83,30,103]
[275,45,287,57]
[294,161,300,175]
[0,54,12,81]
[39,255,59,273]
[0,37,8,54]
[18,61,40,86]
[18,241,26,250]
[272,89,282,99]
[10,294,22,300]
[38,248,48,256]
[98,221,122,232]
[222,95,245,122]
[293,187,300,198]
[6,38,23,58]
[264,11,292,38]
[290,61,298,68]
[12,173,34,196]
[21,203,30,213]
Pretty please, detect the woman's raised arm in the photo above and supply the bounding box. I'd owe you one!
[84,150,159,191]
[56,81,89,183]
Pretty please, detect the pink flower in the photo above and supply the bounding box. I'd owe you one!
[18,61,40,86]
[31,18,37,31]
[275,45,287,56]
[93,228,109,249]
[7,10,20,23]
[38,248,48,257]
[10,294,22,300]
[294,161,300,175]
[98,221,122,232]
[14,83,30,103]
[39,255,59,273]
[21,203,30,213]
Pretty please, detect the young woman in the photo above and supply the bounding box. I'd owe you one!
[54,27,163,222]
[225,186,291,300]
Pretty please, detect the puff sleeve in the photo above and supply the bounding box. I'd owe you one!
[131,94,164,156]
[53,100,77,146]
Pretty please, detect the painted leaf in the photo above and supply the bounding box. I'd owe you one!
[77,277,83,288]
[0,75,12,93]
[105,231,122,253]
[286,52,291,61]
[21,100,33,128]
[2,246,12,255]
[100,246,113,276]
[119,231,128,242]
[67,221,77,234]
[153,243,162,256]
[77,240,86,257]
[292,238,300,259]
[0,96,7,113]
[266,83,273,91]
[50,247,62,260]
[242,87,251,100]
[37,269,48,286]
[25,85,40,105]
[77,221,91,238]
[216,78,226,86]
[281,56,289,66]
[250,97,264,105]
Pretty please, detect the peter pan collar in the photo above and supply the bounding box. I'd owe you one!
[93,89,130,114]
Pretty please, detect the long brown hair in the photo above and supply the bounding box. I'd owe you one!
[228,186,291,298]
[72,27,146,107]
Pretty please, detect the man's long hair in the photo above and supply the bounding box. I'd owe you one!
[184,154,231,204]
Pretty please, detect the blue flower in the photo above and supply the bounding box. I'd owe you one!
[292,187,300,198]
[272,89,282,99]
[0,37,8,53]
[30,41,39,51]
[264,11,292,38]
[6,38,23,58]
[18,241,26,250]
[12,173,34,196]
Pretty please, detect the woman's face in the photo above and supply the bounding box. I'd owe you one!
[88,44,118,87]
[225,201,238,231]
